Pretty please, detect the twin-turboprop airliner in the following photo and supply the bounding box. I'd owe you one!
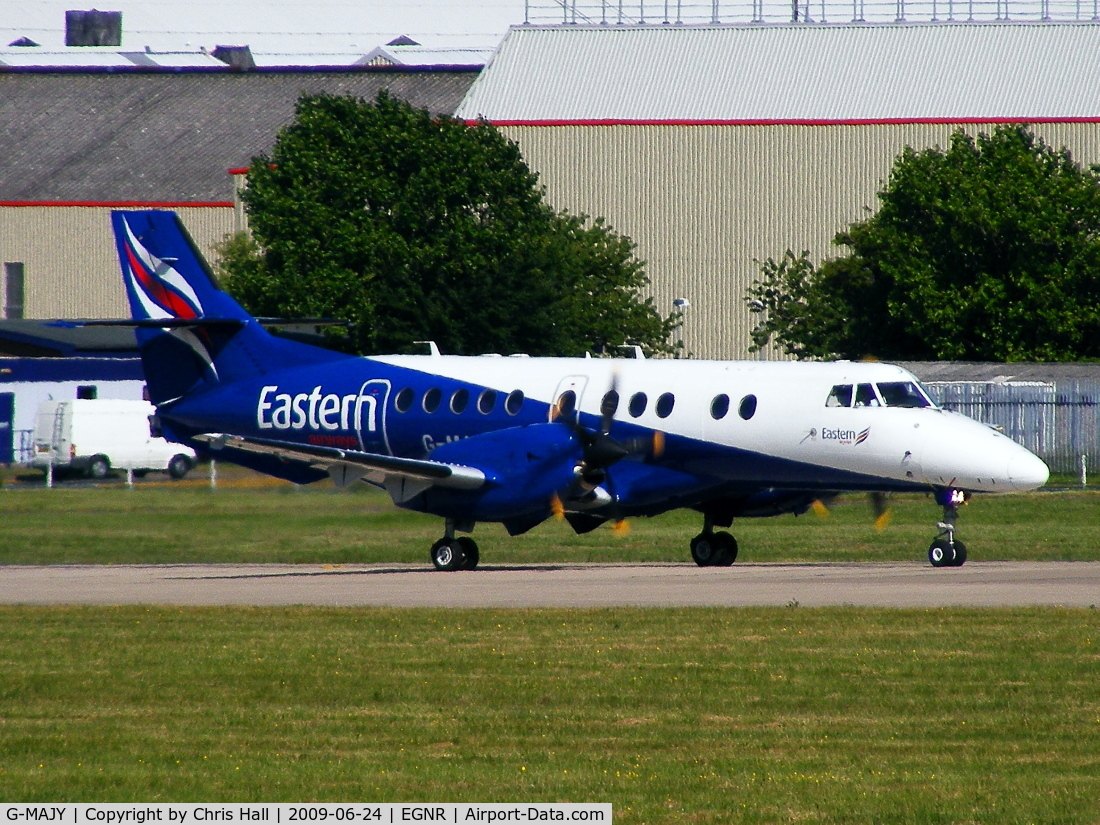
[107,210,1050,570]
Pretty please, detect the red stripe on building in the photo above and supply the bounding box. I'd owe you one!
[475,117,1100,127]
[0,201,234,208]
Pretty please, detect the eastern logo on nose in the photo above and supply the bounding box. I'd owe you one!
[821,426,871,445]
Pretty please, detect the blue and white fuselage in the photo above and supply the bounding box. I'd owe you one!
[108,210,1049,570]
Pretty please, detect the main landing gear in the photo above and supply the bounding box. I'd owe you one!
[690,515,738,567]
[430,519,480,571]
[928,489,968,568]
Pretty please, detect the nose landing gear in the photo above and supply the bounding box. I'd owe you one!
[929,489,968,568]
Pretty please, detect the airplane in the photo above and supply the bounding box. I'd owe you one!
[105,209,1050,571]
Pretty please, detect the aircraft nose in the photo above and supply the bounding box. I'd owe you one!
[1008,451,1050,491]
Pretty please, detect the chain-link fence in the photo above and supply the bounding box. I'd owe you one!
[925,381,1099,477]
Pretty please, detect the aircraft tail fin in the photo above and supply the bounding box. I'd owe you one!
[111,210,338,405]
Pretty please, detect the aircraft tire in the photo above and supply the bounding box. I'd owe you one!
[457,537,480,570]
[950,540,967,567]
[928,538,957,568]
[430,538,465,571]
[713,531,738,566]
[690,533,717,567]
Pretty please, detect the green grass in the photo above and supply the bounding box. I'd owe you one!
[1,606,1098,822]
[0,479,1097,564]
[3,477,1098,816]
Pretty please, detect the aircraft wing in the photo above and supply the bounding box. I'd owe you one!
[193,433,488,502]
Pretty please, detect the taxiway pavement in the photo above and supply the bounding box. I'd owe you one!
[2,562,1098,608]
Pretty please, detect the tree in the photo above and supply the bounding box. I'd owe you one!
[219,91,676,357]
[747,125,1100,361]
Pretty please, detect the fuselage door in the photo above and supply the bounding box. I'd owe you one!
[357,378,392,455]
[551,375,589,424]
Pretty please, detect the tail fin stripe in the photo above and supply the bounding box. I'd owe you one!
[120,217,202,320]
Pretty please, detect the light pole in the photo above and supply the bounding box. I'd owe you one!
[748,299,767,361]
[672,297,690,358]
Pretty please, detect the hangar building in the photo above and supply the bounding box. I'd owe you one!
[0,59,477,462]
[0,66,479,320]
[5,21,1100,361]
[455,22,1100,359]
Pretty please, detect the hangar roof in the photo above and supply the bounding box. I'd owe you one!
[456,22,1100,122]
[0,69,479,202]
[0,44,492,70]
[901,362,1100,385]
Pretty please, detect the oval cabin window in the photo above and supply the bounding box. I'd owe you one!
[739,394,758,420]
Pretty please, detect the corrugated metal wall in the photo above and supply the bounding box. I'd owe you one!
[0,205,236,318]
[501,122,1100,359]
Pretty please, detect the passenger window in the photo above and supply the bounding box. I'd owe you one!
[555,390,577,418]
[628,392,648,418]
[854,384,880,407]
[826,385,853,407]
[505,390,524,415]
[655,392,675,419]
[422,387,441,413]
[450,388,469,414]
[739,394,757,420]
[601,390,620,418]
[877,381,932,408]
[477,389,497,414]
[394,387,414,413]
[711,394,730,420]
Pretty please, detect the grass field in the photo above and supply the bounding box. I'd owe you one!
[0,473,1098,565]
[1,605,1098,822]
[2,475,1099,818]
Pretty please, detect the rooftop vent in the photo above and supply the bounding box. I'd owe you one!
[9,37,41,47]
[65,10,122,47]
[212,44,256,70]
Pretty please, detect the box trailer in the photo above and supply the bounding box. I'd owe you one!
[30,399,195,480]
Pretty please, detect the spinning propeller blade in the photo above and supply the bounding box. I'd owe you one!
[871,492,893,532]
[547,370,665,529]
[811,493,892,530]
[552,371,664,486]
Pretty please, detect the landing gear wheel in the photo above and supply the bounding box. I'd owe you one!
[430,538,465,571]
[690,536,717,567]
[457,536,479,570]
[928,538,957,568]
[712,531,738,566]
[950,540,967,567]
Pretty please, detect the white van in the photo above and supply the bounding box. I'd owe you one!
[30,399,196,480]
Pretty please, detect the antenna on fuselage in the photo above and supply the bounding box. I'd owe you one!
[415,341,441,357]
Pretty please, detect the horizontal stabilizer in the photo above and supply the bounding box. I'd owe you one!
[79,318,246,331]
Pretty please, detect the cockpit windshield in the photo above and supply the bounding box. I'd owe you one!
[826,381,935,409]
[877,381,934,408]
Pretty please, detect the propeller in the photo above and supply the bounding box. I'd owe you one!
[551,373,663,494]
[811,492,893,532]
[548,372,664,533]
[870,491,893,532]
